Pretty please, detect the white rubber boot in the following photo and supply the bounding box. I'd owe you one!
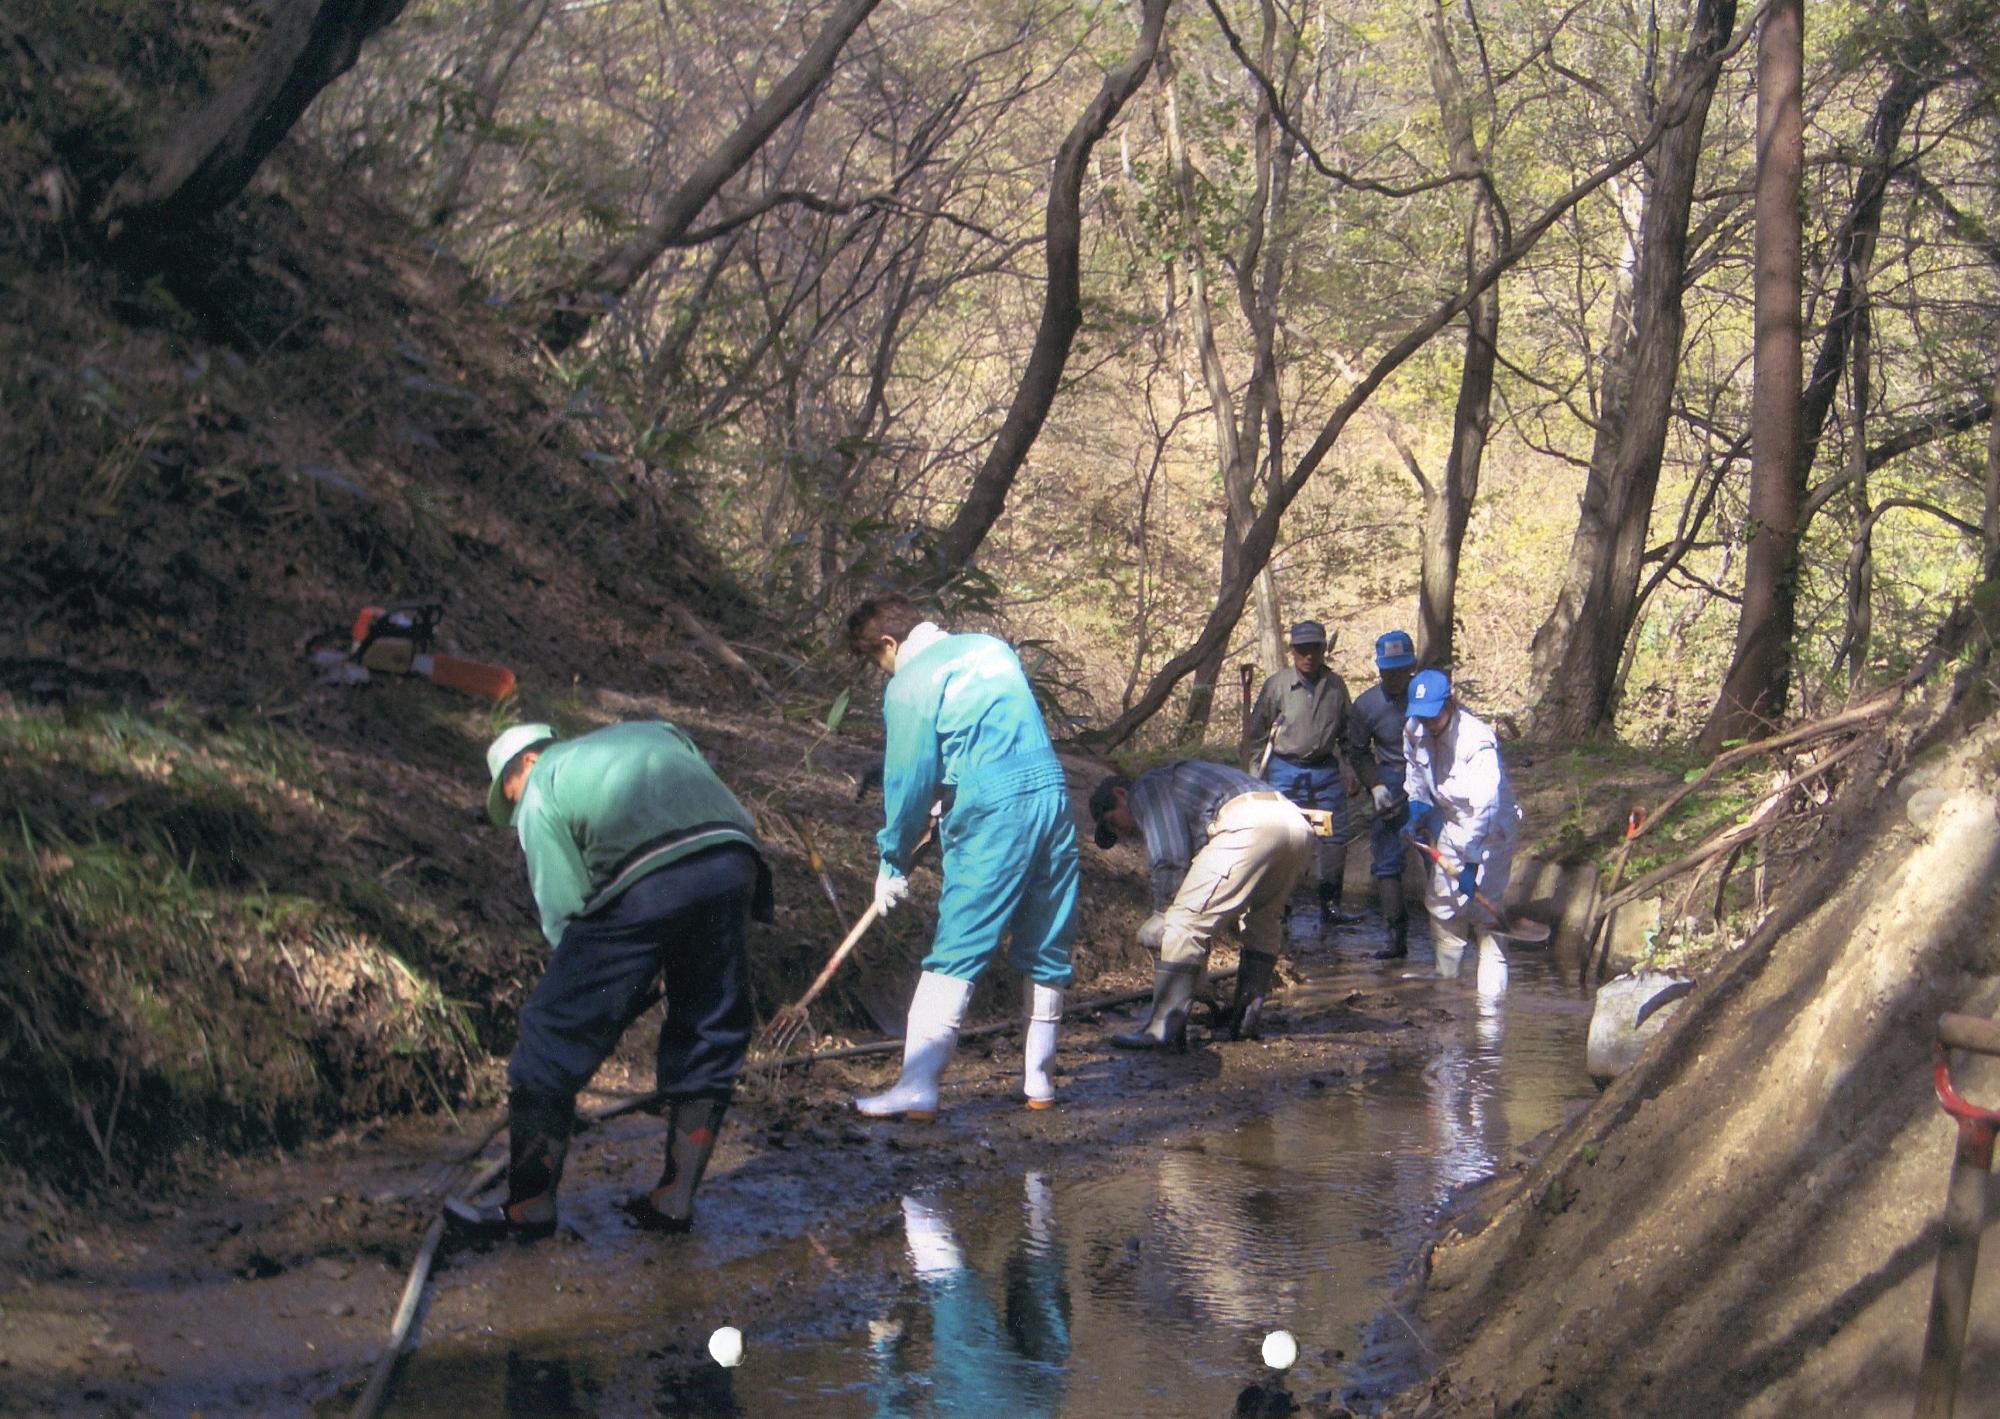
[1475,929,1509,996]
[901,1195,964,1278]
[1023,983,1063,1110]
[1023,1171,1053,1247]
[855,971,972,1120]
[1432,915,1469,979]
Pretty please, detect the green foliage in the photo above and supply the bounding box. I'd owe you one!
[0,703,484,1187]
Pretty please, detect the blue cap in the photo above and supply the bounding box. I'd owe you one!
[1374,630,1416,670]
[1405,668,1452,719]
[1288,620,1327,647]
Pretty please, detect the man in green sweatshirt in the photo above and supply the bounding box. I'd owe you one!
[447,720,774,1242]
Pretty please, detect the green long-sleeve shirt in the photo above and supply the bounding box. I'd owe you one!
[1245,665,1354,766]
[510,721,769,948]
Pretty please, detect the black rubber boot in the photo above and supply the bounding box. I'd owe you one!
[1110,964,1199,1052]
[1222,951,1280,1041]
[1319,880,1361,927]
[1373,876,1409,959]
[444,1090,574,1243]
[626,1094,730,1233]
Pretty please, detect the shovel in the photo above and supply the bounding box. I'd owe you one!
[761,825,936,1055]
[1408,839,1551,944]
[1915,1012,2000,1419]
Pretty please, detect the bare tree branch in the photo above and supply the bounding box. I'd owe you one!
[919,0,1172,583]
[1084,6,1757,748]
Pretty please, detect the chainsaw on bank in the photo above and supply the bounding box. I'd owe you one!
[307,600,517,700]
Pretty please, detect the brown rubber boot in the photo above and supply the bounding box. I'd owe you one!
[627,1094,730,1233]
[444,1090,573,1243]
[1221,951,1280,1040]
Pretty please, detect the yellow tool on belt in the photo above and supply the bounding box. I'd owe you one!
[1300,808,1339,839]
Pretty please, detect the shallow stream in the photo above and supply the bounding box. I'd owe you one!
[374,935,1595,1418]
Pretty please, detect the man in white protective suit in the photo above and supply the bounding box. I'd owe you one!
[1400,668,1521,986]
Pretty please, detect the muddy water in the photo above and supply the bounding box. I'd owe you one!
[373,939,1594,1418]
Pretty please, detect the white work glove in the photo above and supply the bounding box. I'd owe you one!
[874,863,911,917]
[1370,784,1392,813]
[1137,913,1168,951]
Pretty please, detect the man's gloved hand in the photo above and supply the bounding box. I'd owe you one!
[1403,799,1439,845]
[1137,913,1168,951]
[874,863,911,916]
[1370,783,1393,813]
[1455,858,1480,903]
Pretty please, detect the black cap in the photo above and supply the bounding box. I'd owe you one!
[1289,620,1327,647]
[1088,776,1129,849]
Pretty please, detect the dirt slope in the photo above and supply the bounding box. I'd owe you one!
[1387,697,2000,1417]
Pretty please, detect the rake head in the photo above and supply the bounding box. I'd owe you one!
[760,1003,818,1056]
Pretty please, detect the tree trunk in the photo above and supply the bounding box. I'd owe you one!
[1085,52,1731,748]
[921,0,1171,586]
[1525,0,1736,738]
[1163,14,1291,738]
[1236,0,1296,683]
[1833,289,1873,689]
[1794,67,1936,509]
[1699,0,1802,753]
[1412,0,1503,668]
[427,0,554,231]
[538,0,886,353]
[1986,364,2000,584]
[1162,36,1245,739]
[96,0,412,250]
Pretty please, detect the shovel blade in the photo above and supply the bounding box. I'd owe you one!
[1492,915,1551,944]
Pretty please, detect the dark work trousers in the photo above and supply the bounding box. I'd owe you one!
[509,844,757,1102]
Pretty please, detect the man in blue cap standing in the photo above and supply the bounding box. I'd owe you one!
[1347,631,1418,958]
[1244,619,1361,924]
[1401,669,1520,981]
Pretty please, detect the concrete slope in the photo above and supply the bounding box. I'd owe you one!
[1396,708,2000,1418]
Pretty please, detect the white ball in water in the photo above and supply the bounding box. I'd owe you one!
[708,1325,744,1369]
[1261,1328,1299,1371]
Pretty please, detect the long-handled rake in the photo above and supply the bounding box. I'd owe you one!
[1408,838,1551,944]
[761,826,935,1055]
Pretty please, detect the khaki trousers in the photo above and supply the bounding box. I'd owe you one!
[1160,793,1314,968]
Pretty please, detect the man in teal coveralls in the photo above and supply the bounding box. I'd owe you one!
[846,594,1080,1119]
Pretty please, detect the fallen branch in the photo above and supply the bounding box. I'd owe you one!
[670,604,773,697]
[1634,689,1900,843]
[348,1154,504,1419]
[1591,733,1873,926]
[1580,808,1646,990]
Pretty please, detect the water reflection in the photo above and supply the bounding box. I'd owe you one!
[867,1174,1070,1417]
[373,955,1595,1419]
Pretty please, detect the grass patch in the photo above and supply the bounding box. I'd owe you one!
[0,699,487,1190]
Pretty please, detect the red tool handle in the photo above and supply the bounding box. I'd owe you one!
[1934,1014,2000,1169]
[1917,1013,2000,1418]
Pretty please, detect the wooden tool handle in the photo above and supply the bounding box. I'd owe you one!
[791,904,882,1014]
[778,824,936,1018]
[1940,1013,2000,1058]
